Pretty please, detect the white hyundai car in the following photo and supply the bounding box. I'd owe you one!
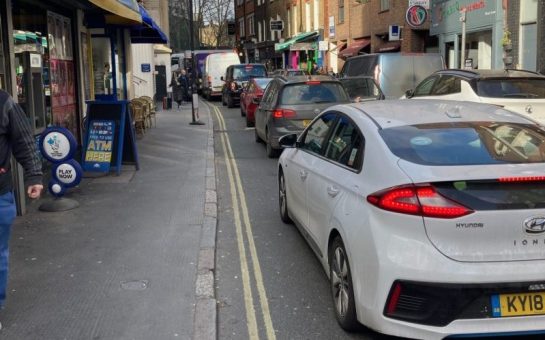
[404,69,545,124]
[277,99,545,339]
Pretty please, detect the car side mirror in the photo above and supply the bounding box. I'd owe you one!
[252,97,261,105]
[278,134,298,148]
[405,89,414,98]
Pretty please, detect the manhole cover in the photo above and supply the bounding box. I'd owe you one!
[120,280,149,291]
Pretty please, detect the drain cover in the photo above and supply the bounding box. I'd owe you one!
[120,280,149,291]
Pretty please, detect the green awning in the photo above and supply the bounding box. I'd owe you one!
[275,31,319,52]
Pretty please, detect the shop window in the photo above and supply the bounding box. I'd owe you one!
[91,37,112,97]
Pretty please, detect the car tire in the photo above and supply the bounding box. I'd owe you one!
[266,129,280,158]
[330,237,359,332]
[278,170,292,224]
[246,115,254,127]
[227,94,234,108]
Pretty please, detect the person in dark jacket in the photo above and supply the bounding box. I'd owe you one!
[169,70,184,109]
[0,90,43,320]
[178,69,190,102]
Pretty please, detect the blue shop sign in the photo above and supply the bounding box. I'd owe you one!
[141,63,151,72]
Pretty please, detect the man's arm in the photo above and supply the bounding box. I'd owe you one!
[5,98,43,195]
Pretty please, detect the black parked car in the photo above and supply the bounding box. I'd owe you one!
[221,64,267,108]
[254,75,351,157]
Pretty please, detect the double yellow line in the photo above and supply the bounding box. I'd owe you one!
[211,104,276,340]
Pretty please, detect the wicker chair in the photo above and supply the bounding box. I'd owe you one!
[140,96,156,127]
[132,98,151,129]
[129,99,146,135]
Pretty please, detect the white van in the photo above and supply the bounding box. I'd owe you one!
[340,53,445,98]
[202,52,240,99]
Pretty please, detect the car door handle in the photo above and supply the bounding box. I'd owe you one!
[327,186,340,197]
[299,170,308,180]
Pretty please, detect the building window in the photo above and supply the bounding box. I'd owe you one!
[239,18,245,38]
[293,6,298,34]
[338,0,345,24]
[258,21,262,42]
[237,0,244,6]
[380,0,389,11]
[248,14,255,36]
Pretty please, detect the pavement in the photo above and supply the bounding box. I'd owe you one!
[2,101,218,339]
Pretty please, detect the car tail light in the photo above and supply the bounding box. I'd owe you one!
[230,82,237,91]
[367,185,473,218]
[306,81,321,85]
[498,176,545,182]
[273,109,296,119]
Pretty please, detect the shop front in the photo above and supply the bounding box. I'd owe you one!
[1,0,158,214]
[274,30,321,71]
[430,0,504,69]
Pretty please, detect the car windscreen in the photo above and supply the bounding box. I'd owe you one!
[476,78,545,98]
[380,122,545,165]
[280,82,350,105]
[233,65,267,80]
[340,78,382,100]
[255,78,272,88]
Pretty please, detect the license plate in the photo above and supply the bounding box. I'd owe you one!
[491,292,545,317]
[303,120,311,127]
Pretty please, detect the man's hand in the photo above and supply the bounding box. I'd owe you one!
[27,184,44,199]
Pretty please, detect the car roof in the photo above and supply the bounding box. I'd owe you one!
[349,99,536,129]
[434,68,544,80]
[276,75,338,83]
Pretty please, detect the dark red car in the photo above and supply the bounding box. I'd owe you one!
[240,77,272,127]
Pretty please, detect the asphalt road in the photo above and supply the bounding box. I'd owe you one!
[209,99,543,340]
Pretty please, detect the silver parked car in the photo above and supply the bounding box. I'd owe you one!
[254,75,351,158]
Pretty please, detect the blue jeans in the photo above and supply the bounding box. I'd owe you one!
[0,192,16,307]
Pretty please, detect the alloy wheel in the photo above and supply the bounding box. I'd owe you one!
[332,247,350,317]
[279,171,291,223]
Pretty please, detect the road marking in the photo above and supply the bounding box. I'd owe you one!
[213,106,259,339]
[212,104,277,340]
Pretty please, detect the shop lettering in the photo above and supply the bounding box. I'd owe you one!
[87,140,112,152]
[434,0,486,22]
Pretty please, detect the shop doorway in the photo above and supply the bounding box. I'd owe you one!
[155,65,167,103]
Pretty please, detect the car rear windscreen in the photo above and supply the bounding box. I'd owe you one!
[280,82,350,105]
[380,122,545,165]
[340,78,381,100]
[255,78,272,88]
[233,65,267,80]
[477,78,545,98]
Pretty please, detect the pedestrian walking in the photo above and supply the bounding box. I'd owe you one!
[178,69,190,103]
[0,89,43,328]
[169,70,184,109]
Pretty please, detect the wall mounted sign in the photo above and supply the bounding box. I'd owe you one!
[141,63,151,72]
[406,5,428,27]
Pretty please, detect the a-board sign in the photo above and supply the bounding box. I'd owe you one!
[83,120,115,172]
[83,101,139,175]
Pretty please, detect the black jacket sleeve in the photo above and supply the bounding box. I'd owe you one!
[6,97,43,186]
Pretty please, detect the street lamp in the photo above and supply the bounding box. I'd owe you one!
[189,0,205,125]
